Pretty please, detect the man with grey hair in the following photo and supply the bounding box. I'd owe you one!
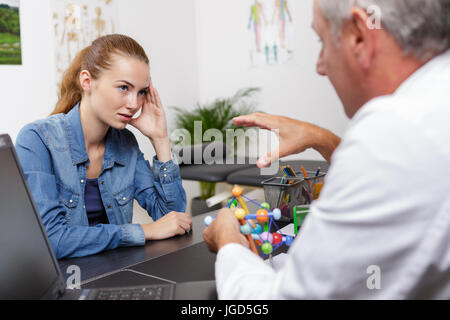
[203,0,450,299]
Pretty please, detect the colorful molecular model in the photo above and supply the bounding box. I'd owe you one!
[204,186,295,258]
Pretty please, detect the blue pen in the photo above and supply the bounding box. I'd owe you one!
[315,166,321,177]
[312,166,321,199]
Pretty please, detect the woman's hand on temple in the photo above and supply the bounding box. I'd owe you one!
[130,84,168,141]
[129,83,172,162]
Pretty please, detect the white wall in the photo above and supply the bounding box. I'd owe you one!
[194,0,349,160]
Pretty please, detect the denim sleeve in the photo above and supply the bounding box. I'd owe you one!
[134,151,187,221]
[15,126,145,259]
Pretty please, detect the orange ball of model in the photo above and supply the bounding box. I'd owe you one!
[256,209,269,223]
[232,186,243,197]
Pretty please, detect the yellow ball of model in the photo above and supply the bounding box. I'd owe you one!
[234,208,246,220]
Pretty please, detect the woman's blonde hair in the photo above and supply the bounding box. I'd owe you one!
[51,34,149,115]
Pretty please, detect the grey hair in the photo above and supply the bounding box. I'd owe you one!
[318,0,450,61]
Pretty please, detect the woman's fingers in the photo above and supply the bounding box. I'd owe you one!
[152,86,163,109]
[145,81,157,106]
[147,81,161,107]
[179,220,192,232]
[176,222,192,235]
[170,211,192,233]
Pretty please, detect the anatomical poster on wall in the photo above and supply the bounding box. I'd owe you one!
[51,0,118,86]
[247,0,295,67]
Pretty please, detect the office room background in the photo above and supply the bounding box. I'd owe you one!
[0,0,348,219]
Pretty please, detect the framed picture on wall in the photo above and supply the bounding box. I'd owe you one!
[0,0,22,65]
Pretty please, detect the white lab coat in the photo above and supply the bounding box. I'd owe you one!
[215,50,450,300]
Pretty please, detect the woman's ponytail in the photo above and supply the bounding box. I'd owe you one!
[50,47,88,115]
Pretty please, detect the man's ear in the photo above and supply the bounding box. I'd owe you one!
[79,70,92,93]
[344,7,376,70]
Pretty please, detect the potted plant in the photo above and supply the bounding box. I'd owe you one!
[171,87,260,214]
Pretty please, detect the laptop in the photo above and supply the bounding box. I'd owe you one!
[0,134,216,300]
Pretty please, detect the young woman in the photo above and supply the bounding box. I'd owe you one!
[15,34,191,259]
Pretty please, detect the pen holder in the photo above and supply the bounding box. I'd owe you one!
[262,172,326,221]
[296,170,326,203]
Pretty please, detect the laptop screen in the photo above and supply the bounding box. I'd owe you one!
[0,139,62,299]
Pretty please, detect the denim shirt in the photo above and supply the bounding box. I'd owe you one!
[15,104,186,259]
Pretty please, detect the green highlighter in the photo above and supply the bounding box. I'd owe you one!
[293,205,310,235]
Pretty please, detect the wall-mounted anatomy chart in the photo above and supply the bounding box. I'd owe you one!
[247,0,295,67]
[51,0,118,87]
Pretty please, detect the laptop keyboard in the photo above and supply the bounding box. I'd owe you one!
[88,284,174,300]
